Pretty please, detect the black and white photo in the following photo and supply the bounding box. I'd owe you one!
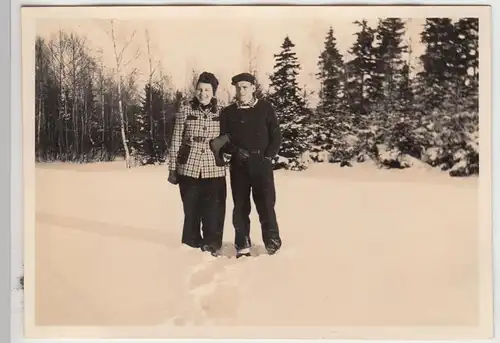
[20,4,493,341]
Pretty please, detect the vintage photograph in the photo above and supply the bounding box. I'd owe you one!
[21,4,492,340]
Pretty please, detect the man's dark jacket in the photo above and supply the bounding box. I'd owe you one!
[219,99,281,160]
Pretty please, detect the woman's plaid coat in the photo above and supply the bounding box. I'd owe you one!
[168,100,227,179]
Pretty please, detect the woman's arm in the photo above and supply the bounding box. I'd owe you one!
[168,106,187,172]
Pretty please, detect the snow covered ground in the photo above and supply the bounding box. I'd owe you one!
[23,160,482,337]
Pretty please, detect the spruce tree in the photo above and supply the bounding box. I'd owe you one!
[313,26,352,164]
[316,26,346,114]
[268,36,310,170]
[373,18,408,112]
[415,18,479,176]
[373,18,425,161]
[450,18,479,175]
[413,18,456,165]
[398,61,413,111]
[345,20,377,116]
[132,82,164,165]
[453,18,479,112]
[345,20,379,162]
[385,57,430,161]
[416,18,457,111]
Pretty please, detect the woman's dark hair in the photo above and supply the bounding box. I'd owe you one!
[196,71,219,93]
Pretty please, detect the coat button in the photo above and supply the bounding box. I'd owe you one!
[203,127,207,130]
[201,149,205,153]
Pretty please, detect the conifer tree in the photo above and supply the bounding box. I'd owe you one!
[312,26,352,164]
[132,82,164,164]
[316,26,346,114]
[414,17,479,176]
[268,36,310,170]
[415,18,457,111]
[373,18,408,112]
[345,20,377,116]
[373,18,424,160]
[453,18,479,112]
[344,20,379,162]
[398,61,413,111]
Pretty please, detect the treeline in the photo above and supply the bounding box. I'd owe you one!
[35,18,479,176]
[35,25,195,166]
[264,18,479,176]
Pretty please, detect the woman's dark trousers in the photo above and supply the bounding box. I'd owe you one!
[178,175,226,251]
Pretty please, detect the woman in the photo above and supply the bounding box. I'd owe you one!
[167,72,227,257]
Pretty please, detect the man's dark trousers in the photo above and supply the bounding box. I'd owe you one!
[230,153,282,252]
[178,174,226,250]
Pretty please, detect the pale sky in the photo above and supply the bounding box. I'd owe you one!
[34,6,461,106]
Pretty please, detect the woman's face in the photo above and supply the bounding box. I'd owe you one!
[196,82,214,105]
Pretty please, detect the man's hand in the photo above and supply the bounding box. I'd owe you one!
[237,148,250,161]
[167,170,179,185]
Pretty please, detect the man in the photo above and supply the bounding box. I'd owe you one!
[218,72,282,258]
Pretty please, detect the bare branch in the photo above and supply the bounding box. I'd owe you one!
[145,27,155,82]
[110,20,120,72]
[118,30,137,64]
[129,67,139,78]
[123,47,141,68]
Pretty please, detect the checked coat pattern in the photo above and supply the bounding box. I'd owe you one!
[168,101,227,179]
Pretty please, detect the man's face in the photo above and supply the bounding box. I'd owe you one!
[235,81,256,103]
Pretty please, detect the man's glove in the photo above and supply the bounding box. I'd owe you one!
[167,170,179,185]
[236,147,250,161]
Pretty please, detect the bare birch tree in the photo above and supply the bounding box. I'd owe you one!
[108,19,141,168]
[242,35,261,74]
[145,28,156,156]
[242,35,265,98]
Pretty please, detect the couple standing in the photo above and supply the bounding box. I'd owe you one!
[167,71,282,258]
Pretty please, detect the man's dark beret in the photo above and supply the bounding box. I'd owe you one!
[197,71,219,93]
[231,72,256,85]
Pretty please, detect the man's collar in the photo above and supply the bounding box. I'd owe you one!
[236,97,258,109]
